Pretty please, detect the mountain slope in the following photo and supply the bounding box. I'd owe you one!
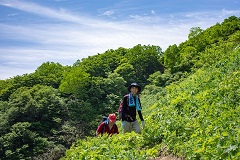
[62,17,240,159]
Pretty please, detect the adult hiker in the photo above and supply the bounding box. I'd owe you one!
[96,113,119,136]
[121,82,144,134]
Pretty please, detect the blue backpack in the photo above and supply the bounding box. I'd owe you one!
[98,116,108,134]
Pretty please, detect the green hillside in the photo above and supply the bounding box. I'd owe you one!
[62,16,240,160]
[0,16,239,159]
[140,50,239,159]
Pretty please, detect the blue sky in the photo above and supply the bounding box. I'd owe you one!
[0,0,240,80]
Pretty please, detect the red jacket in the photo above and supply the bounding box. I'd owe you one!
[96,122,119,136]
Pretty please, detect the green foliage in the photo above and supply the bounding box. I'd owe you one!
[65,98,96,137]
[221,16,240,38]
[126,44,164,84]
[7,85,67,132]
[77,48,126,78]
[179,46,198,70]
[0,62,67,101]
[34,61,67,88]
[84,72,126,115]
[75,44,163,85]
[62,132,158,160]
[114,63,136,85]
[166,16,240,74]
[164,44,179,72]
[0,85,69,159]
[59,66,91,98]
[147,70,188,88]
[143,47,240,159]
[101,72,126,112]
[188,27,203,39]
[197,30,240,68]
[0,78,15,101]
[1,122,49,159]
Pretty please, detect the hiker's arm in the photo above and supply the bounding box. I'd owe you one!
[96,123,104,136]
[137,98,144,121]
[138,109,145,129]
[137,110,144,121]
[115,125,119,134]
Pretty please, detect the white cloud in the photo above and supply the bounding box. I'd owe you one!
[1,0,78,21]
[7,13,18,16]
[151,10,156,15]
[102,10,114,16]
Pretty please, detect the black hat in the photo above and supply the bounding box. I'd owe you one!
[128,82,141,92]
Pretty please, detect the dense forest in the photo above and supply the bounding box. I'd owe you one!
[0,16,239,159]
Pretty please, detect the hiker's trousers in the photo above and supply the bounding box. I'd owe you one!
[122,120,141,134]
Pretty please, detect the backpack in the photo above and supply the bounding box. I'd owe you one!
[118,101,123,119]
[118,94,129,120]
[98,116,108,134]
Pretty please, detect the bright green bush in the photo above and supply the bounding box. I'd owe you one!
[61,132,158,160]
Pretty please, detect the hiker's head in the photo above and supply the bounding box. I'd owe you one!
[128,82,141,94]
[108,113,116,123]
